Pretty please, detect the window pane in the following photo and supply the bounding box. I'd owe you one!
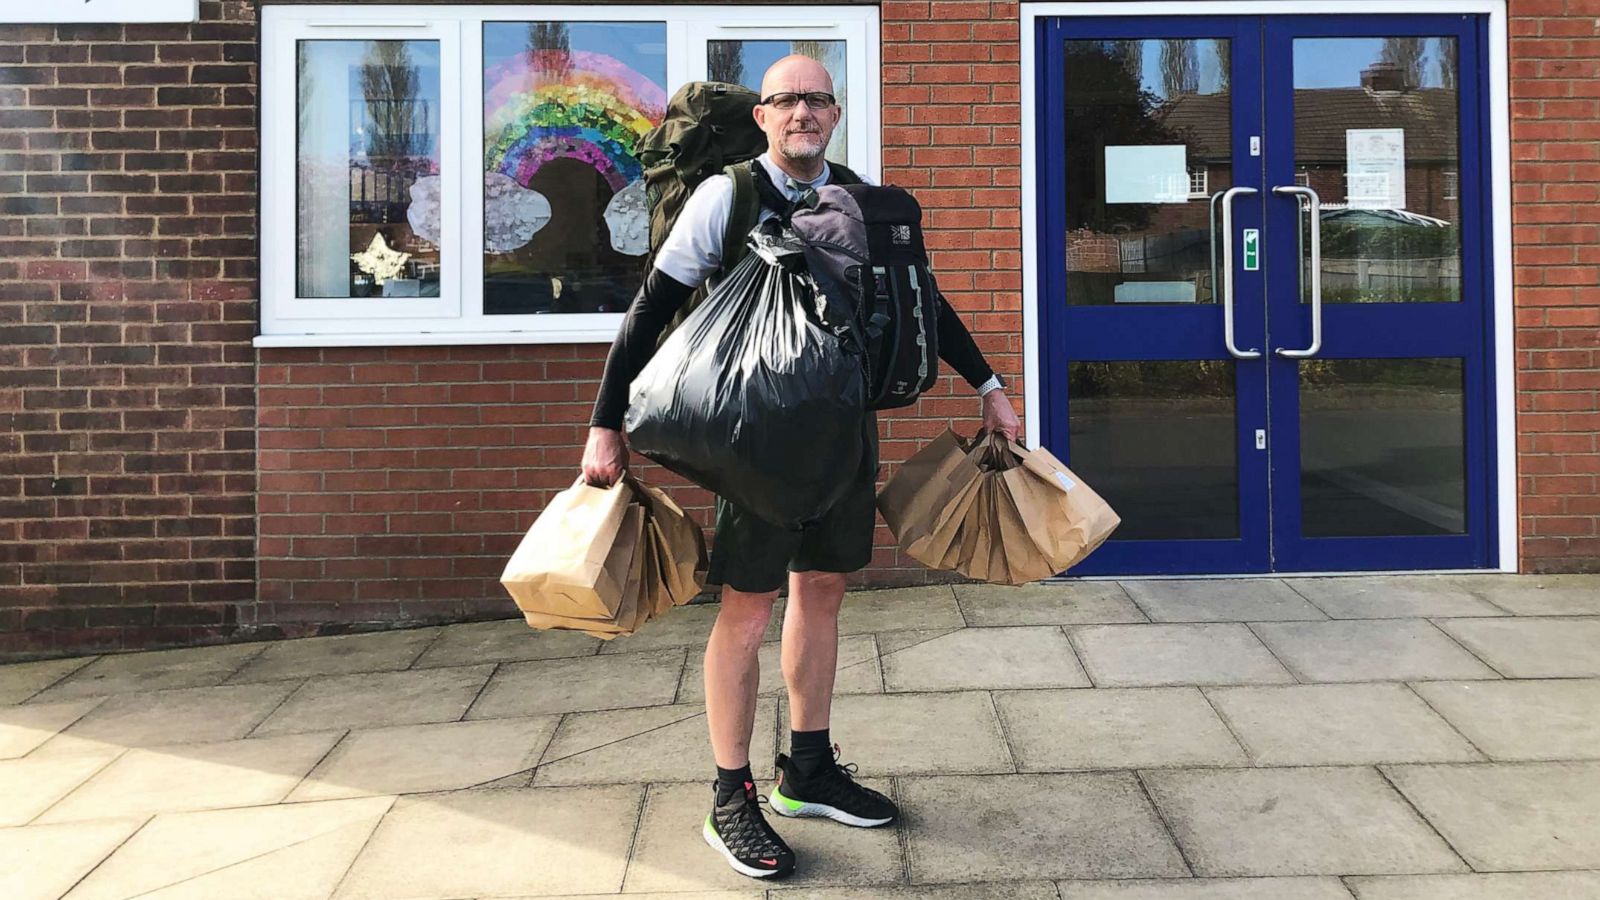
[1294,37,1462,304]
[1068,360,1239,540]
[1300,358,1466,536]
[482,22,667,315]
[708,40,848,165]
[1062,39,1232,307]
[297,40,442,299]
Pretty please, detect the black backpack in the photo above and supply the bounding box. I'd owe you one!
[789,183,940,410]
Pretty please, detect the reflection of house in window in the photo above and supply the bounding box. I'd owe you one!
[1188,167,1208,198]
[1443,169,1458,200]
[1295,170,1311,187]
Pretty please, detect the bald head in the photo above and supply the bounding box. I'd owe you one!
[759,54,835,100]
[752,54,842,179]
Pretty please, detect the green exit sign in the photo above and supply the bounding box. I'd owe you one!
[1243,228,1260,271]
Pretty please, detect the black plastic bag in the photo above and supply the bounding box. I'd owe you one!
[625,225,867,530]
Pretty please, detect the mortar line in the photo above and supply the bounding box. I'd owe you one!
[1401,680,1494,761]
[328,795,399,899]
[1374,763,1476,872]
[536,709,709,769]
[216,641,271,685]
[1133,768,1196,878]
[245,676,315,738]
[15,655,98,703]
[282,728,353,800]
[1424,616,1512,679]
[403,624,450,670]
[55,812,154,898]
[25,747,128,826]
[456,661,502,722]
[1243,620,1308,684]
[618,782,652,894]
[1195,686,1258,766]
[985,689,1021,774]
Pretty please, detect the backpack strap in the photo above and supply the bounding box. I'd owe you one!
[721,162,760,274]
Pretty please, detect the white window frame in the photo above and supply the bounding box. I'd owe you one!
[258,4,881,347]
[1187,166,1208,198]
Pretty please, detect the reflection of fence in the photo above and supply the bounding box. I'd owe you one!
[347,161,423,224]
[1321,255,1459,299]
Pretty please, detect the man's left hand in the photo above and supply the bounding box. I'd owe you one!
[981,390,1021,442]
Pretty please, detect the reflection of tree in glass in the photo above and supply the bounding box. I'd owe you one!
[1380,37,1428,89]
[708,41,744,87]
[1063,41,1187,232]
[1159,39,1198,98]
[526,22,571,80]
[360,41,429,163]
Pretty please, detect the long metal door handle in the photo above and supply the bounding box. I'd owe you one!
[1272,184,1323,358]
[1219,186,1261,360]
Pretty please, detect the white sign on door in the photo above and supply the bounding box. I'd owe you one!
[0,0,198,23]
[1345,128,1407,210]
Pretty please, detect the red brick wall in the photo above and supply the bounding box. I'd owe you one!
[0,1,260,659]
[1509,0,1600,572]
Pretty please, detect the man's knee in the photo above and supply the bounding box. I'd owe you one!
[716,584,780,642]
[789,570,848,606]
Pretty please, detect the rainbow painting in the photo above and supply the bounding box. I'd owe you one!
[484,49,667,194]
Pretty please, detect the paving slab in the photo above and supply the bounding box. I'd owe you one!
[0,656,95,705]
[1142,767,1466,876]
[64,796,393,900]
[1071,624,1295,687]
[677,634,882,705]
[1288,576,1504,619]
[252,664,494,736]
[467,649,685,719]
[883,626,1089,692]
[1250,620,1499,683]
[0,819,142,900]
[412,618,603,668]
[225,627,442,683]
[838,586,965,635]
[996,687,1246,771]
[1347,871,1600,900]
[1205,683,1480,766]
[289,715,560,801]
[777,884,1061,900]
[29,643,263,702]
[37,731,341,823]
[41,681,297,754]
[954,581,1146,626]
[1058,879,1355,900]
[332,785,643,899]
[598,600,785,655]
[1382,761,1600,870]
[1122,579,1327,622]
[528,893,760,900]
[816,691,1012,776]
[903,772,1187,881]
[0,748,121,826]
[1449,573,1600,616]
[0,697,102,759]
[1410,679,1600,760]
[624,780,904,892]
[1434,617,1600,678]
[533,699,777,787]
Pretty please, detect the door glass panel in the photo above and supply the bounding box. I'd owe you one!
[1069,361,1238,539]
[296,39,442,299]
[1293,38,1461,303]
[709,40,848,165]
[1062,39,1231,306]
[1300,358,1465,536]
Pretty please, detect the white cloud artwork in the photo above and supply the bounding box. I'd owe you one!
[484,171,553,253]
[350,232,410,284]
[603,179,650,256]
[406,175,443,246]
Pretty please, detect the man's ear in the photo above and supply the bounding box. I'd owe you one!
[753,103,768,130]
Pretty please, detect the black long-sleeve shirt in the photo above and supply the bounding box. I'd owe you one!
[589,265,996,431]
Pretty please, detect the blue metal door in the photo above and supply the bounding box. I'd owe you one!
[1037,14,1495,575]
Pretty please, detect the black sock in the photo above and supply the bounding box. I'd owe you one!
[790,728,832,777]
[715,763,753,804]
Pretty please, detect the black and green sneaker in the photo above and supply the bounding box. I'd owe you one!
[769,745,898,828]
[702,780,796,879]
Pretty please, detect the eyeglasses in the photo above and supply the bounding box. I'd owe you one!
[759,91,837,111]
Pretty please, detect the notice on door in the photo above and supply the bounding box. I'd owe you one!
[0,0,197,22]
[1345,128,1407,210]
[1105,145,1190,204]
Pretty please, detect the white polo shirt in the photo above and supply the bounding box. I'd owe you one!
[652,153,871,289]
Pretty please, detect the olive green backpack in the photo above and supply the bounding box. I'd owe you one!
[636,80,859,344]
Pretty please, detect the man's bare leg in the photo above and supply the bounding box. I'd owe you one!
[781,570,846,731]
[704,584,779,770]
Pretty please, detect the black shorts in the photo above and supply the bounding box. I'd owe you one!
[705,414,879,594]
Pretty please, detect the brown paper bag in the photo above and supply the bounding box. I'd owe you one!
[908,467,986,570]
[501,479,633,619]
[878,429,981,556]
[1009,442,1121,571]
[519,503,646,638]
[633,478,707,606]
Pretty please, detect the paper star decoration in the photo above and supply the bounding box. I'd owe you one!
[350,232,411,284]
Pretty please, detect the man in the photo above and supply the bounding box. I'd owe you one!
[583,55,1020,879]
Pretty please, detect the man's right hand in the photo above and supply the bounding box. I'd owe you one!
[581,426,629,487]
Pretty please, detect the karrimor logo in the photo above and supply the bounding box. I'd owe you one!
[890,225,912,245]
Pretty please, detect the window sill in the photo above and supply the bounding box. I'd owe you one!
[254,328,619,348]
